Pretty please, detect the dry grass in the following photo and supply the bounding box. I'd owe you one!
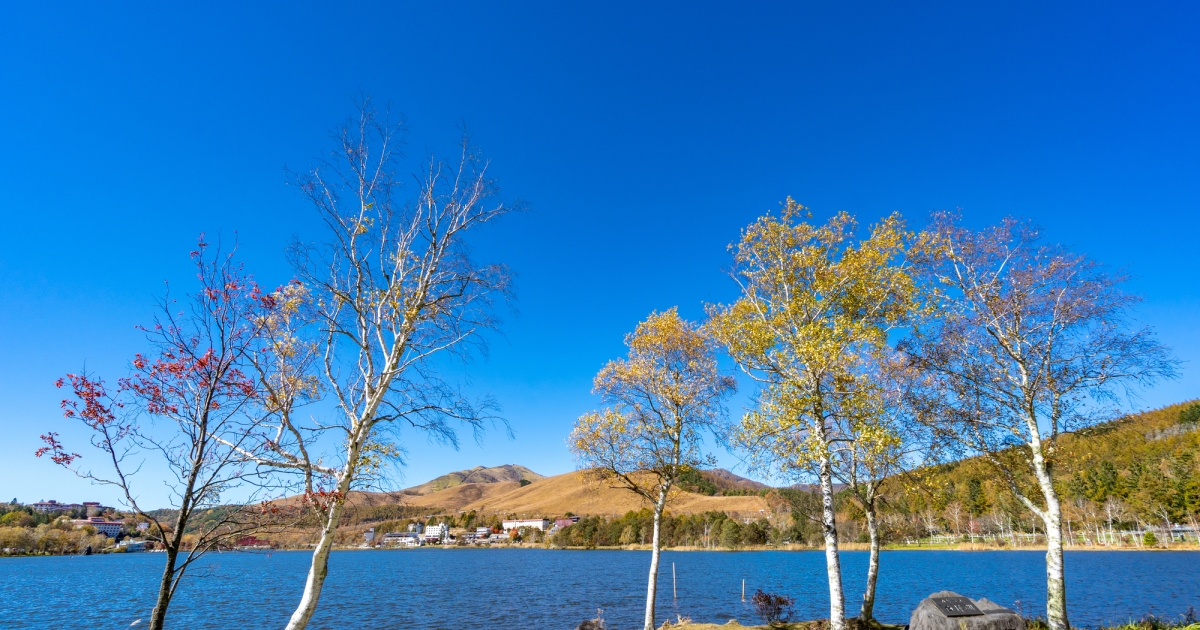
[397,481,524,511]
[666,616,1200,630]
[271,469,771,520]
[353,470,773,517]
[662,620,831,630]
[436,470,771,516]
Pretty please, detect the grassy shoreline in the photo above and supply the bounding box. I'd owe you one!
[664,622,1200,630]
[534,542,1200,553]
[317,541,1200,552]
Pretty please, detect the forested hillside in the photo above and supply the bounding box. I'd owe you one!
[552,402,1200,550]
[882,401,1200,545]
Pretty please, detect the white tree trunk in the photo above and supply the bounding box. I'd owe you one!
[1030,448,1069,630]
[284,507,341,630]
[861,504,880,621]
[819,455,847,630]
[285,444,360,630]
[1043,503,1068,630]
[644,489,667,630]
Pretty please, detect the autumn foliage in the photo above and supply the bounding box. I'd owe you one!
[38,237,288,630]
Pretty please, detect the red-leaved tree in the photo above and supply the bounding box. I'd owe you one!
[38,238,284,630]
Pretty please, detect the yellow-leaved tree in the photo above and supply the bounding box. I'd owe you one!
[830,351,926,623]
[569,308,735,630]
[707,201,915,630]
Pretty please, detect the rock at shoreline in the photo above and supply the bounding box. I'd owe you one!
[910,591,1023,630]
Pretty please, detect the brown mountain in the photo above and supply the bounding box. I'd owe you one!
[397,469,772,518]
[699,468,770,492]
[399,464,544,496]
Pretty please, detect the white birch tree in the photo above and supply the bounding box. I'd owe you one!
[830,352,926,624]
[225,102,515,629]
[569,308,735,630]
[902,213,1177,630]
[708,202,915,630]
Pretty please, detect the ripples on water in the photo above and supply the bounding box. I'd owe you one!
[1,549,1196,629]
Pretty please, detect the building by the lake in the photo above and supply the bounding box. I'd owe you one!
[382,531,422,547]
[30,500,108,516]
[71,516,123,537]
[503,518,550,531]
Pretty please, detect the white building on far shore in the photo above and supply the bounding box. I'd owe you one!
[502,518,549,532]
[30,500,81,512]
[382,532,421,547]
[118,539,147,552]
[31,500,109,515]
[424,523,449,543]
[72,517,123,538]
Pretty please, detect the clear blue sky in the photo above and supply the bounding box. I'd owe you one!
[2,2,1197,508]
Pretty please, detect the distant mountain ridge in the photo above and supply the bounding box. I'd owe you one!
[381,466,777,517]
[397,468,773,516]
[699,468,770,492]
[400,464,544,496]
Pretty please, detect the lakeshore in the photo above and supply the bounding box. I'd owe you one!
[542,542,1200,553]
[7,534,1198,558]
[304,538,1200,553]
[665,621,1200,630]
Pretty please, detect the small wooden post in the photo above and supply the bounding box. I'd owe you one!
[672,562,677,601]
[742,578,745,600]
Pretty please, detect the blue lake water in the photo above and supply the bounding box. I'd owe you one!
[0,549,1196,629]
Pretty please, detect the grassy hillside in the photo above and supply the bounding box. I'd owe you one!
[401,481,525,511]
[400,469,771,518]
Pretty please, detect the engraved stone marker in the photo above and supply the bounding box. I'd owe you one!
[930,595,984,617]
[910,591,1023,630]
